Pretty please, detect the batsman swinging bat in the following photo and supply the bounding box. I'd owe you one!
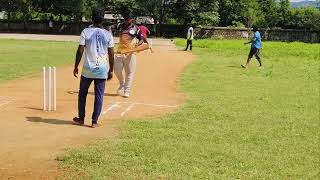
[119,43,153,54]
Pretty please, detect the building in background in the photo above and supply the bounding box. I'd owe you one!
[103,14,154,25]
[104,13,123,24]
[135,16,154,24]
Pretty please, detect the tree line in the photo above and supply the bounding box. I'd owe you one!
[0,0,319,30]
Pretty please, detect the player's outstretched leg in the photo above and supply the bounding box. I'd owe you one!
[123,54,137,98]
[255,50,262,67]
[242,47,255,69]
[185,40,189,51]
[114,55,125,95]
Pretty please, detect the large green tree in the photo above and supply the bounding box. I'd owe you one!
[50,0,85,20]
[289,7,320,31]
[136,0,173,24]
[218,0,244,26]
[0,0,22,20]
[0,0,319,30]
[173,0,219,25]
[278,0,291,28]
[257,0,279,28]
[217,0,263,27]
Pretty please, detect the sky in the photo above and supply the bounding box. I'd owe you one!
[290,0,315,2]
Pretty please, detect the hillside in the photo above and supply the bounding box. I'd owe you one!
[291,1,319,8]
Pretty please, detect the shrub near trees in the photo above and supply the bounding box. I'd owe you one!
[0,0,319,30]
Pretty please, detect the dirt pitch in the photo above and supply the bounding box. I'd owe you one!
[0,34,193,179]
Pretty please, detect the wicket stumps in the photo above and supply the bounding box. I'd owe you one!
[43,66,56,111]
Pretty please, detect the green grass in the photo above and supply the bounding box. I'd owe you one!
[58,39,320,179]
[3,38,318,179]
[0,39,77,82]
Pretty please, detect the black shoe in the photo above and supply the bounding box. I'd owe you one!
[73,117,84,126]
[91,122,101,128]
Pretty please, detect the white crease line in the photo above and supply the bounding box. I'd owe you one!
[121,102,178,108]
[0,100,13,108]
[102,102,121,115]
[0,96,11,101]
[121,103,136,117]
[103,101,178,117]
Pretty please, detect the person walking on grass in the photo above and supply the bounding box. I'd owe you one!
[185,25,194,51]
[114,11,147,98]
[73,9,115,128]
[242,25,262,68]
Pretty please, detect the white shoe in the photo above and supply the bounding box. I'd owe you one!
[116,87,124,95]
[124,92,130,98]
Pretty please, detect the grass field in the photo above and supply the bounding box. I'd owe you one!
[57,39,320,179]
[0,39,76,82]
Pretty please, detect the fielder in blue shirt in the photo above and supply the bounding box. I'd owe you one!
[242,25,262,68]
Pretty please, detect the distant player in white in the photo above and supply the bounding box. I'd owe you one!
[185,26,194,51]
[73,9,115,128]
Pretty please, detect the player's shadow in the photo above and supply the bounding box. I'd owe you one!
[23,107,43,111]
[26,116,72,125]
[227,64,241,69]
[67,91,118,97]
[26,117,92,128]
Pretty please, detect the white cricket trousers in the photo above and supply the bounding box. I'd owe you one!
[114,54,137,94]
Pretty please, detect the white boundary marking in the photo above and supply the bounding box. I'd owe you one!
[0,96,11,101]
[0,96,14,108]
[0,100,13,107]
[102,102,121,115]
[103,101,178,117]
[121,103,136,117]
[121,101,178,108]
